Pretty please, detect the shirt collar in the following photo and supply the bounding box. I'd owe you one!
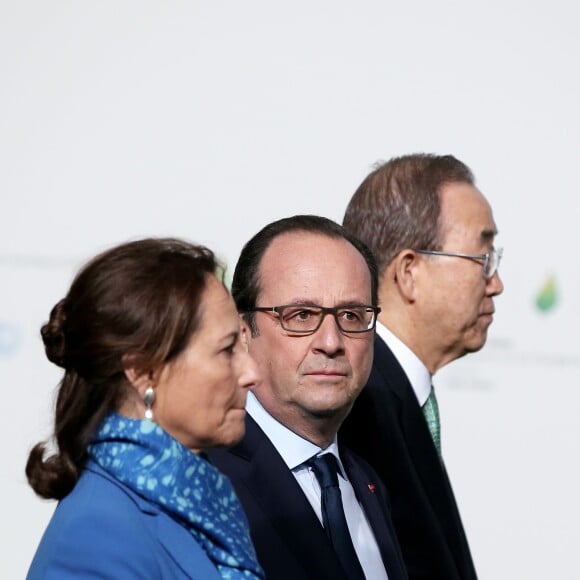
[245,391,346,477]
[376,321,432,406]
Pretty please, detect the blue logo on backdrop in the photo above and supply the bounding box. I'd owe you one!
[0,322,20,357]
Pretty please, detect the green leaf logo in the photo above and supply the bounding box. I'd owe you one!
[535,275,557,312]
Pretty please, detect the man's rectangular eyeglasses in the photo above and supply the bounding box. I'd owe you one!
[246,304,381,334]
[414,247,503,278]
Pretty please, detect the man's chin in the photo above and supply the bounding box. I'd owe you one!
[464,332,488,354]
[303,397,356,421]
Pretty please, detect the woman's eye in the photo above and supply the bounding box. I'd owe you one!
[222,343,235,356]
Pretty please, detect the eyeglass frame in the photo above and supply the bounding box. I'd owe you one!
[414,247,503,278]
[246,304,381,335]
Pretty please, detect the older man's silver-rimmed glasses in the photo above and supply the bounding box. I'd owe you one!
[247,304,381,335]
[414,247,503,278]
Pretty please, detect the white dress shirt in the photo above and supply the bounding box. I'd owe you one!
[246,392,389,580]
[376,321,432,406]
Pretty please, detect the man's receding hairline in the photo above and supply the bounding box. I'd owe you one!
[254,229,372,301]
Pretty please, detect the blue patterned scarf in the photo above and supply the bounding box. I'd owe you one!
[88,413,264,579]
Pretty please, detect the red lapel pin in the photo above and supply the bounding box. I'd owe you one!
[368,483,376,493]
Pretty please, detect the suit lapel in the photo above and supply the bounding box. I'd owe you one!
[373,336,469,558]
[374,336,447,484]
[342,450,407,580]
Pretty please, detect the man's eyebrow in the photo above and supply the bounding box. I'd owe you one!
[333,301,371,308]
[481,228,497,242]
[283,299,321,307]
[284,300,370,308]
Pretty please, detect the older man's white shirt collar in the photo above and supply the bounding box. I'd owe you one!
[376,321,432,406]
[245,391,345,475]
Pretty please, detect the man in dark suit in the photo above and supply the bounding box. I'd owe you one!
[340,154,504,579]
[209,215,408,580]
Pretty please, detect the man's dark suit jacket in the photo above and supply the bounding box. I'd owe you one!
[340,334,478,579]
[208,414,408,580]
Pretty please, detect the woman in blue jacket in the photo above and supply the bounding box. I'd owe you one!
[26,238,264,579]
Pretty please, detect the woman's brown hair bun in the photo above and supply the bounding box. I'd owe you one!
[40,299,68,368]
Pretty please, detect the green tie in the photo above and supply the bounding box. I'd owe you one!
[422,387,441,456]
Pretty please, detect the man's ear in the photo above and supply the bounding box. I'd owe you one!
[239,315,253,351]
[392,249,420,303]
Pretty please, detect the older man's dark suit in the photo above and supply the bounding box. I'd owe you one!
[208,415,408,580]
[340,335,477,580]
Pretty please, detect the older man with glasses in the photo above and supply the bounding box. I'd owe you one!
[340,153,504,580]
[209,215,408,580]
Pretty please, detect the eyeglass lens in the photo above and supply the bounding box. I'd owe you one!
[485,249,502,277]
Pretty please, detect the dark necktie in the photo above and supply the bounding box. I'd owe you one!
[308,454,366,580]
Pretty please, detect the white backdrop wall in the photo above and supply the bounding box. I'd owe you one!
[1,2,579,578]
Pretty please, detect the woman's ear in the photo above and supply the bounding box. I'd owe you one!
[122,354,152,397]
[118,355,156,420]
